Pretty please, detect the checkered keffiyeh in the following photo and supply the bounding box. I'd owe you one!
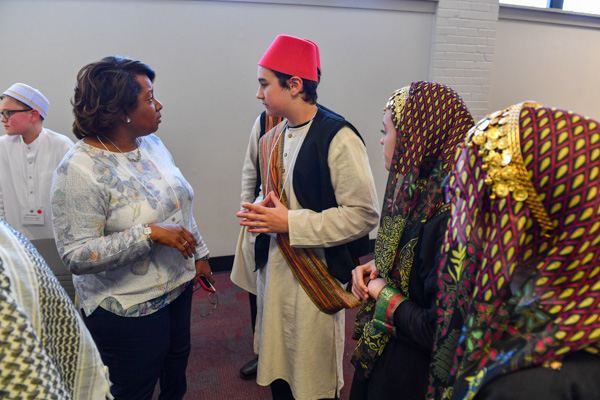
[0,219,111,399]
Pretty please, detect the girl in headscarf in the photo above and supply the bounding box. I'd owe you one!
[428,102,600,399]
[350,81,473,399]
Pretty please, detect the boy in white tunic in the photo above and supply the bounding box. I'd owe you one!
[0,83,73,240]
[237,35,379,400]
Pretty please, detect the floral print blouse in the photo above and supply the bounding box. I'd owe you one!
[51,134,209,317]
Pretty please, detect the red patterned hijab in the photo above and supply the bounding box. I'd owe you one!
[428,102,600,399]
[352,81,473,377]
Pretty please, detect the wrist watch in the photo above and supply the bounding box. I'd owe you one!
[143,224,153,243]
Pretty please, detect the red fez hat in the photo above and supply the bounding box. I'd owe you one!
[303,39,321,74]
[258,35,319,82]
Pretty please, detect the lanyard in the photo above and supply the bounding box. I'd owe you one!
[96,136,180,220]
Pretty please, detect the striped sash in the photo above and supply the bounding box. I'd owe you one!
[258,123,361,314]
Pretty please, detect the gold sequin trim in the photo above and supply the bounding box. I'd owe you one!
[542,359,563,370]
[384,87,410,130]
[469,101,554,236]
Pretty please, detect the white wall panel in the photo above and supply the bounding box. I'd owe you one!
[0,0,434,255]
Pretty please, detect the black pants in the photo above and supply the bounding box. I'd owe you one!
[249,292,257,333]
[83,284,192,400]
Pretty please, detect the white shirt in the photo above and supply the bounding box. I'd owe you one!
[0,128,73,239]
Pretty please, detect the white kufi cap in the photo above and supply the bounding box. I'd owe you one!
[2,83,50,119]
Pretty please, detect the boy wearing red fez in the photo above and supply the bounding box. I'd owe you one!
[237,35,379,399]
[231,39,325,382]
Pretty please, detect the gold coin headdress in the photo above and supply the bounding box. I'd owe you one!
[384,86,410,130]
[468,101,554,236]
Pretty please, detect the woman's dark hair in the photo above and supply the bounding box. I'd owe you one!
[272,70,318,105]
[71,56,155,139]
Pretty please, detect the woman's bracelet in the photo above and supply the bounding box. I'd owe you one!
[372,286,407,337]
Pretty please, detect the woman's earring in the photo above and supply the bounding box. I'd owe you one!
[126,117,131,123]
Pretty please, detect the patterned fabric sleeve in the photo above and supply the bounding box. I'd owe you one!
[190,215,209,261]
[51,155,152,275]
[373,285,407,337]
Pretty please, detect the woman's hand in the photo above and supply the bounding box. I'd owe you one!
[147,223,197,259]
[351,259,378,301]
[367,277,387,301]
[237,191,289,233]
[193,260,215,287]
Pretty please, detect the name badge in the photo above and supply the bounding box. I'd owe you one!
[21,207,45,225]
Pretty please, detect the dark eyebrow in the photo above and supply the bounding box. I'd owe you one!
[258,78,268,83]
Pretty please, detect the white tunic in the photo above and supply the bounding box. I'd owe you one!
[254,121,379,400]
[231,115,262,294]
[0,128,73,239]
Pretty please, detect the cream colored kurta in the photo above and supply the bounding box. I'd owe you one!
[231,115,264,294]
[254,121,379,400]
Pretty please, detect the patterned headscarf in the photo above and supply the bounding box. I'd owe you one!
[428,103,600,399]
[352,81,473,377]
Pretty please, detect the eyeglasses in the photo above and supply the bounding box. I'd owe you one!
[0,109,32,120]
[193,284,219,317]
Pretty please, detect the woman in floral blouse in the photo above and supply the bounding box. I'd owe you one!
[51,56,213,400]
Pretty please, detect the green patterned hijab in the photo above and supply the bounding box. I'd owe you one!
[352,81,473,377]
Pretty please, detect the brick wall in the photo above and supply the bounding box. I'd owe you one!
[429,0,500,120]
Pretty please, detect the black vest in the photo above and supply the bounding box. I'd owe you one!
[255,106,370,284]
